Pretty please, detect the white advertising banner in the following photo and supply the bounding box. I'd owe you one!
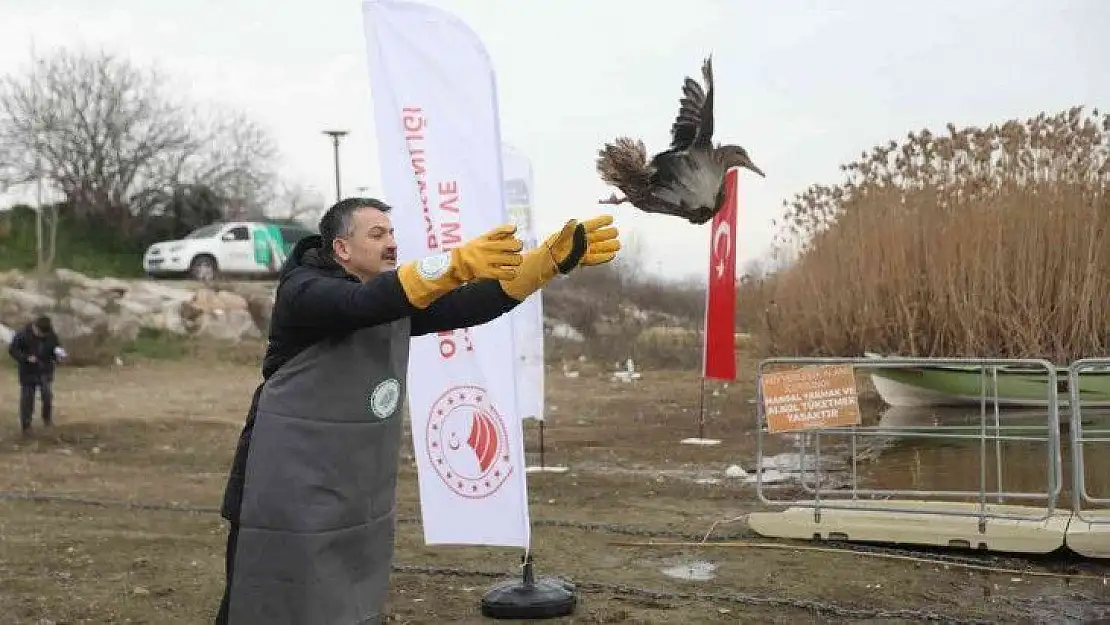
[363,0,530,548]
[502,144,545,423]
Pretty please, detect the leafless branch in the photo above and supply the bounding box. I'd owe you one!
[0,46,283,232]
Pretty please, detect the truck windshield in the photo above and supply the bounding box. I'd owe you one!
[184,224,223,239]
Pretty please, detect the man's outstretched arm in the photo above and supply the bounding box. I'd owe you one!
[409,215,620,336]
[274,268,419,336]
[409,279,522,336]
[275,225,525,337]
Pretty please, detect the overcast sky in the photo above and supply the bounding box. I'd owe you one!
[1,0,1107,282]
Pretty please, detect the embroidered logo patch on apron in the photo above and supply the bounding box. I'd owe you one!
[369,378,401,420]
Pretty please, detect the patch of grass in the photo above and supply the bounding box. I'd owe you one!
[59,326,259,368]
[121,328,191,361]
[59,326,189,366]
[0,205,147,278]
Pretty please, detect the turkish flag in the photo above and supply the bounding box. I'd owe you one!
[702,167,738,381]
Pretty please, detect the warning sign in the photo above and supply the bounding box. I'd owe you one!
[760,364,861,433]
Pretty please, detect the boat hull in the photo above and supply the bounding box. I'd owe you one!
[868,367,1110,409]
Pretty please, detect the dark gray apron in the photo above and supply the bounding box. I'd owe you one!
[227,318,411,624]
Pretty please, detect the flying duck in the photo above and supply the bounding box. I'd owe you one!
[595,55,764,224]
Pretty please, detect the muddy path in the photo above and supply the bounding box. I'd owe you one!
[1,358,1109,623]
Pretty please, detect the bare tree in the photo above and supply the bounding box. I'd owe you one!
[189,106,281,220]
[132,107,282,223]
[0,48,195,232]
[273,181,327,225]
[0,46,282,236]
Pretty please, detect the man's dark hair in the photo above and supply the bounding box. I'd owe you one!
[33,315,52,333]
[318,197,392,257]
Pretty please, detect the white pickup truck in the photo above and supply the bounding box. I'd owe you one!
[142,221,315,281]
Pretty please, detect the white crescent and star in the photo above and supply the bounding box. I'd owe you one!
[712,221,732,279]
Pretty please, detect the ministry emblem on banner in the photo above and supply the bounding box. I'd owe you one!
[426,384,514,499]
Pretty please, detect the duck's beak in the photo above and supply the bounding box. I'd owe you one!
[741,157,765,178]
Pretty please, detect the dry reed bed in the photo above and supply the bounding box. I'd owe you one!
[749,106,1110,363]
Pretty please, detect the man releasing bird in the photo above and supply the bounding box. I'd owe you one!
[596,55,765,224]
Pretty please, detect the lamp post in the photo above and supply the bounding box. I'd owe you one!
[322,130,349,203]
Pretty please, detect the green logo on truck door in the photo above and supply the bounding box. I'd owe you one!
[251,224,287,272]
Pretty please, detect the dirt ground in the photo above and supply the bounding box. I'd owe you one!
[0,348,1109,624]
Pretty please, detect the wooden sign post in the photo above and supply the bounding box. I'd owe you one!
[760,364,862,433]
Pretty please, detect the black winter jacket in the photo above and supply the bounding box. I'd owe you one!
[220,234,522,522]
[8,323,61,385]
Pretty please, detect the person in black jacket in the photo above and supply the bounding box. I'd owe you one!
[214,197,620,624]
[7,315,64,435]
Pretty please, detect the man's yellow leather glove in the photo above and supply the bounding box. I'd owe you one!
[398,224,524,308]
[499,214,621,301]
[578,214,621,267]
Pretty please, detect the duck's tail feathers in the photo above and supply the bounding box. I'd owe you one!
[596,137,653,192]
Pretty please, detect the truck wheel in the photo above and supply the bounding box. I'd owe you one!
[189,255,218,282]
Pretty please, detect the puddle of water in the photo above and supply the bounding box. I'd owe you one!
[567,404,1110,499]
[759,404,1110,505]
[732,450,852,489]
[660,560,717,581]
[570,463,812,489]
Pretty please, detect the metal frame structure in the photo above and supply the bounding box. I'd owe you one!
[755,357,1064,531]
[1068,358,1110,524]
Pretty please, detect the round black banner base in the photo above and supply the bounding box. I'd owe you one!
[479,555,576,620]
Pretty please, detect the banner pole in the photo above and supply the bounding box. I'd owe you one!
[526,418,567,474]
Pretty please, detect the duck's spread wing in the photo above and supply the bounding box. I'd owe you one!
[669,78,705,151]
[668,56,714,151]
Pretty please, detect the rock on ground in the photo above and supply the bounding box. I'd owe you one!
[0,268,276,345]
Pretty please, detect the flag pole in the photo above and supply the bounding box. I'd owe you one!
[696,376,708,441]
[682,167,743,447]
[681,304,720,446]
